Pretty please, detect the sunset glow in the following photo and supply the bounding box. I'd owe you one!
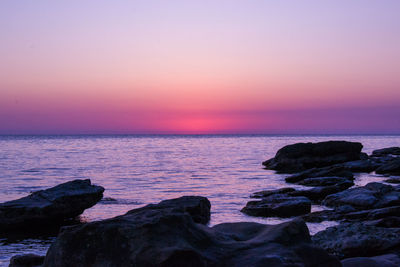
[1,1,399,134]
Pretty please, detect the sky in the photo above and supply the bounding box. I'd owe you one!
[0,1,399,134]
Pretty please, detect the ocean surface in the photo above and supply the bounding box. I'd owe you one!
[1,134,400,265]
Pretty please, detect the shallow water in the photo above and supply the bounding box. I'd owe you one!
[1,134,399,265]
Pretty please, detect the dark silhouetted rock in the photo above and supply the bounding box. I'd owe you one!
[285,166,354,183]
[323,182,400,210]
[337,159,381,173]
[9,253,44,267]
[312,223,400,259]
[241,194,311,217]
[43,196,340,267]
[372,147,400,157]
[298,176,352,187]
[290,180,354,201]
[342,254,400,267]
[263,141,363,173]
[0,179,104,233]
[250,187,295,198]
[376,158,400,176]
[385,178,400,184]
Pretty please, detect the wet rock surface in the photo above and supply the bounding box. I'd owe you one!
[0,179,104,233]
[372,147,400,157]
[263,141,363,173]
[285,166,354,183]
[43,196,340,267]
[376,158,400,176]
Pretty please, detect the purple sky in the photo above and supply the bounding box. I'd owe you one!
[0,1,399,134]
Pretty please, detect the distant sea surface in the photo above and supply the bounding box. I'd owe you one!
[1,134,400,265]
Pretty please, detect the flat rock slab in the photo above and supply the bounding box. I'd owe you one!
[323,182,400,210]
[43,196,340,266]
[263,141,363,173]
[312,223,400,259]
[0,179,104,232]
[241,194,311,217]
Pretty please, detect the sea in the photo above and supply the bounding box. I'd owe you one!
[1,134,400,265]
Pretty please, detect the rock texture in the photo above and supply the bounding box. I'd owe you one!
[241,194,311,217]
[0,179,104,233]
[263,141,363,173]
[312,223,400,259]
[376,158,400,176]
[372,147,400,157]
[341,254,400,267]
[285,166,354,183]
[9,254,45,267]
[43,196,340,267]
[323,182,400,210]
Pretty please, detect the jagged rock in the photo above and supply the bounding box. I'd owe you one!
[312,223,400,259]
[263,141,363,173]
[285,166,354,183]
[43,196,340,266]
[0,179,104,233]
[341,254,400,267]
[241,194,311,217]
[9,254,44,267]
[372,147,400,157]
[376,158,400,176]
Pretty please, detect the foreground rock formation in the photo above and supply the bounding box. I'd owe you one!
[0,179,104,233]
[262,141,364,173]
[43,196,340,267]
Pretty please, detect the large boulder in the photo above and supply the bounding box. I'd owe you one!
[323,182,400,210]
[43,196,340,266]
[312,223,400,259]
[0,179,104,233]
[241,194,311,217]
[263,141,363,173]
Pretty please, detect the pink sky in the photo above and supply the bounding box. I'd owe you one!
[0,1,399,134]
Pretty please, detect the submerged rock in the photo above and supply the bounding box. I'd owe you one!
[0,179,104,233]
[9,254,45,267]
[263,141,363,173]
[44,196,339,266]
[241,194,311,217]
[312,223,400,259]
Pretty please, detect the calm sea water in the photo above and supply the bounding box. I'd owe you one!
[1,134,400,265]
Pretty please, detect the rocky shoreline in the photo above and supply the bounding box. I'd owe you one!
[3,141,400,266]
